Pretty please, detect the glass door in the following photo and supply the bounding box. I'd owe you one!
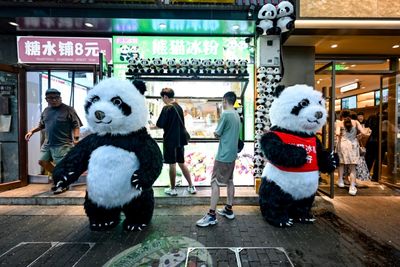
[0,65,26,190]
[379,74,400,186]
[315,61,336,198]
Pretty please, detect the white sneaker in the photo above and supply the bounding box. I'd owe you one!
[337,181,345,188]
[187,186,197,194]
[196,214,218,227]
[349,186,357,196]
[164,188,178,196]
[217,208,235,220]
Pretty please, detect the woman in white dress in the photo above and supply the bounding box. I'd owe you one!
[335,110,369,195]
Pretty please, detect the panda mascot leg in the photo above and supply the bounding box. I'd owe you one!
[287,194,316,223]
[259,178,294,227]
[84,193,121,231]
[122,188,155,231]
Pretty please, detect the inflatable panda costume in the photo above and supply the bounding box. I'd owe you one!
[52,78,163,231]
[259,85,337,227]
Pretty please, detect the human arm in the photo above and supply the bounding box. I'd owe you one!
[214,113,226,139]
[72,127,80,145]
[25,126,43,141]
[156,106,168,129]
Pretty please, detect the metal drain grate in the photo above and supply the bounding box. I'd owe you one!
[186,247,294,267]
[0,242,95,267]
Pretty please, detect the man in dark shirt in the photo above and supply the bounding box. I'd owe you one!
[25,88,82,192]
[155,88,196,196]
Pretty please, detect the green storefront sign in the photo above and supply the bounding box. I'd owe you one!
[112,36,251,79]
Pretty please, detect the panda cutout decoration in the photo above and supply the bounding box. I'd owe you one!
[119,45,131,62]
[258,84,338,228]
[128,45,140,61]
[256,3,277,36]
[276,1,295,34]
[52,78,163,231]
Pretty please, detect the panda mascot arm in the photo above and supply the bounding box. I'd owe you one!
[52,134,95,191]
[260,128,308,168]
[131,133,163,191]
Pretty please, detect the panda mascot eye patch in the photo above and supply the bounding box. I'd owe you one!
[258,84,337,228]
[52,77,163,232]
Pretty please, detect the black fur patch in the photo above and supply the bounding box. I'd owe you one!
[84,101,92,114]
[132,80,146,95]
[111,96,132,116]
[273,85,285,97]
[291,99,310,115]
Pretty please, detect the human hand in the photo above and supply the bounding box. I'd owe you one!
[25,131,33,141]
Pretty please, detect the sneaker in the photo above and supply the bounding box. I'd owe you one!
[164,188,178,196]
[53,185,69,195]
[187,186,197,194]
[196,214,218,227]
[337,181,345,188]
[217,208,235,220]
[349,186,357,196]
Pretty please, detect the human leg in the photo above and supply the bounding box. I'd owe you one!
[348,164,357,196]
[176,147,196,193]
[337,164,345,187]
[39,147,55,174]
[196,180,219,226]
[51,145,72,165]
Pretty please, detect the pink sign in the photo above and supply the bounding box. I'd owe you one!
[17,36,112,64]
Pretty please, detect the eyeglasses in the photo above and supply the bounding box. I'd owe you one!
[45,96,60,101]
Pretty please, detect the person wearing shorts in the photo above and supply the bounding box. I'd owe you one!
[154,87,196,196]
[196,91,240,227]
[25,88,82,193]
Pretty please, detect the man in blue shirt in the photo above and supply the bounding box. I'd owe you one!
[196,91,240,227]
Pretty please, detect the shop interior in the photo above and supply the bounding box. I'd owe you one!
[314,59,400,192]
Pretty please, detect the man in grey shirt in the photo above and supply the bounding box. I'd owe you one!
[197,91,240,227]
[25,88,82,192]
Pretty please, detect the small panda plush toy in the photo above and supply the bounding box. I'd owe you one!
[214,59,225,74]
[276,0,295,34]
[256,3,277,35]
[52,78,163,231]
[259,84,337,228]
[189,58,200,74]
[140,58,151,73]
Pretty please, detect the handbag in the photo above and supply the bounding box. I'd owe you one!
[171,104,191,142]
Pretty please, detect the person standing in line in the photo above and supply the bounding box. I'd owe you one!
[153,87,196,196]
[335,110,369,195]
[196,91,240,227]
[25,88,82,194]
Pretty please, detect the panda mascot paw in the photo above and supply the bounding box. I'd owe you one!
[258,84,334,227]
[52,78,163,231]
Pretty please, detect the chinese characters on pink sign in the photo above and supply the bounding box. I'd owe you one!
[17,37,112,64]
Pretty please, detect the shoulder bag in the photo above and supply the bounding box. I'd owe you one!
[171,104,191,142]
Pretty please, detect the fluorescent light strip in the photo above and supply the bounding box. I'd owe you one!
[295,20,400,29]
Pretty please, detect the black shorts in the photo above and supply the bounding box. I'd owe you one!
[163,145,185,164]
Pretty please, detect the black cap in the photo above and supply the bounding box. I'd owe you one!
[45,88,61,96]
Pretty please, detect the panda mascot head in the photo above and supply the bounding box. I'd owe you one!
[85,78,148,136]
[270,84,326,135]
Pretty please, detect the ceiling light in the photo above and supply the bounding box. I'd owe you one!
[317,80,320,84]
[351,64,356,67]
[355,79,359,81]
[330,44,338,48]
[344,66,349,70]
[8,22,19,27]
[159,23,167,29]
[393,44,400,49]
[362,86,366,89]
[232,25,240,30]
[84,22,94,28]
[340,82,359,93]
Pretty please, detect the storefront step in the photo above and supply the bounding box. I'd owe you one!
[0,184,260,206]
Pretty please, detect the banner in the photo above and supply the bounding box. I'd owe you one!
[17,36,112,64]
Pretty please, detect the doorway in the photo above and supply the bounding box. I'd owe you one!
[315,59,400,197]
[26,68,94,182]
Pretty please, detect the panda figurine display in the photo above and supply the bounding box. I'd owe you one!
[259,84,337,228]
[256,3,277,35]
[52,78,163,231]
[276,0,295,33]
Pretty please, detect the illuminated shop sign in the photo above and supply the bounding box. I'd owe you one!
[17,36,112,64]
[112,36,250,63]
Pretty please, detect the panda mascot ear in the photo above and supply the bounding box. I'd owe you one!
[132,80,146,95]
[273,85,285,97]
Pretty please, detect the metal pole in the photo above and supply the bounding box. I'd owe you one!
[329,61,336,198]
